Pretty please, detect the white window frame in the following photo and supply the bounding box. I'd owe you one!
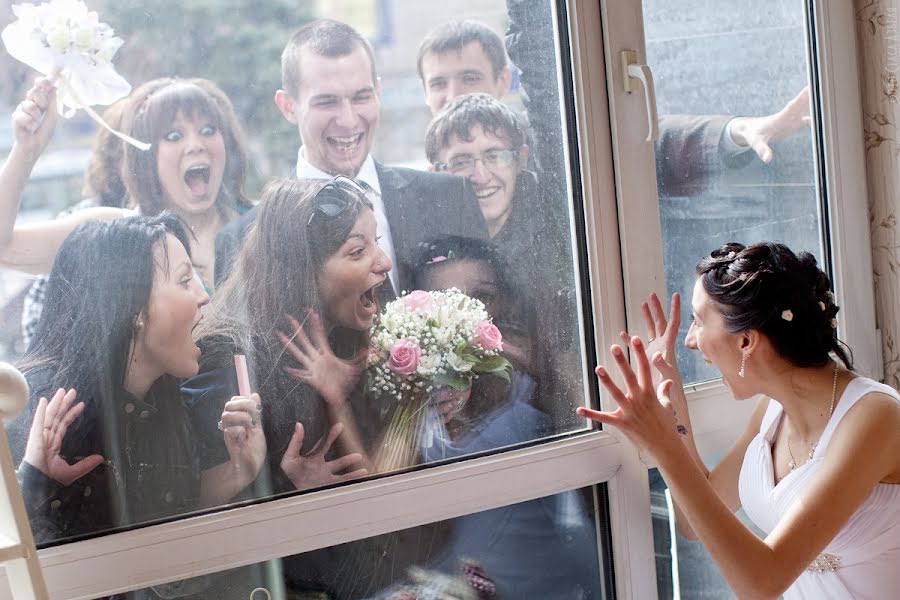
[0,1,874,599]
[601,0,879,462]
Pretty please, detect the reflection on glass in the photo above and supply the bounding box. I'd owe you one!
[0,0,589,545]
[644,0,823,384]
[131,486,607,600]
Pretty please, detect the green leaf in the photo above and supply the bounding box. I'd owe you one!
[473,355,512,374]
[432,372,471,391]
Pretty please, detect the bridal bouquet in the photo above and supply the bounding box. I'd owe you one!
[2,0,148,149]
[368,288,511,472]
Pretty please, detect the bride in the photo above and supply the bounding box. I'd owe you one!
[578,242,900,599]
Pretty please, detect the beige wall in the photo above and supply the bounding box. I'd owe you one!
[855,0,900,389]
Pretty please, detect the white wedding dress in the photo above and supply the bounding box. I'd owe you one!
[738,377,900,599]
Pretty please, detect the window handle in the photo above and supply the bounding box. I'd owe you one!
[621,50,659,142]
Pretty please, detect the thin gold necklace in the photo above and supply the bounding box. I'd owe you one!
[788,362,839,471]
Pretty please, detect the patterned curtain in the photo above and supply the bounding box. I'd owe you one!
[856,0,900,389]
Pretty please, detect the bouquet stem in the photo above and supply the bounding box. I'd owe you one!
[373,397,429,473]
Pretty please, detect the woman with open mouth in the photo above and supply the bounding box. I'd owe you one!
[4,214,266,549]
[186,177,391,501]
[0,76,252,295]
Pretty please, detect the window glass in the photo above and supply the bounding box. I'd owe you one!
[0,0,593,545]
[128,486,611,600]
[643,0,823,384]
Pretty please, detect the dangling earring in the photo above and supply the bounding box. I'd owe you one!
[738,354,746,378]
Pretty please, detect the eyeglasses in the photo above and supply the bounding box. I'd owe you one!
[307,175,366,226]
[434,148,519,175]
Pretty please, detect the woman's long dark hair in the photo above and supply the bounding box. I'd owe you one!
[13,214,195,483]
[195,178,373,464]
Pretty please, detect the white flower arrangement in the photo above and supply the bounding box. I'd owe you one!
[368,289,511,472]
[2,0,148,149]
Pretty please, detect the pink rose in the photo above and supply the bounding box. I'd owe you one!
[387,339,421,375]
[474,321,503,351]
[403,290,433,312]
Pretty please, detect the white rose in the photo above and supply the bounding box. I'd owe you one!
[45,28,71,53]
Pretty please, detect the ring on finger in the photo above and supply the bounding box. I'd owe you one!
[217,419,225,432]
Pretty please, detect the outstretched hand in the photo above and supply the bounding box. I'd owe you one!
[11,77,58,162]
[280,422,368,491]
[278,312,367,406]
[620,292,681,379]
[728,86,811,164]
[22,388,104,486]
[577,337,683,458]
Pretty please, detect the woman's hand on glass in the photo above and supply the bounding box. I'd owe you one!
[11,77,58,162]
[280,422,368,491]
[278,312,367,406]
[577,337,682,457]
[219,392,266,481]
[22,388,104,486]
[620,292,680,373]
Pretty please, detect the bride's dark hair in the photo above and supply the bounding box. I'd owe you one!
[695,242,853,369]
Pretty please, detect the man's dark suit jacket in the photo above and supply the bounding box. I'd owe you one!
[213,162,489,290]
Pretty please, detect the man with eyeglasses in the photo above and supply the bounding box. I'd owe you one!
[214,19,487,292]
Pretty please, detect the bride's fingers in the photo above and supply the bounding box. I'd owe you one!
[651,351,677,378]
[610,345,639,393]
[282,366,310,382]
[640,301,657,339]
[665,293,681,334]
[657,379,675,411]
[576,406,624,427]
[619,330,632,346]
[630,337,653,391]
[648,293,668,337]
[594,365,629,406]
[286,314,319,356]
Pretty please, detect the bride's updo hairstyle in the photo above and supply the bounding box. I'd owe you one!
[695,242,853,370]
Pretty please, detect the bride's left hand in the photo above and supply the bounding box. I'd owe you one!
[577,336,682,457]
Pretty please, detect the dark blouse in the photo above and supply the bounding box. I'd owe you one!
[6,365,199,546]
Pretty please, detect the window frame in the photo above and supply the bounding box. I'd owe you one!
[0,1,875,598]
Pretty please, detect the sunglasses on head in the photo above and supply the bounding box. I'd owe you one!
[307,176,367,226]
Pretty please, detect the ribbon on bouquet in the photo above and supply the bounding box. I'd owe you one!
[53,72,150,151]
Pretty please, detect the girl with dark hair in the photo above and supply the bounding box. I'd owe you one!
[187,177,390,498]
[0,76,251,293]
[5,215,265,545]
[578,242,900,599]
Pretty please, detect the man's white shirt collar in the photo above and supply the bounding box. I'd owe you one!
[295,148,382,196]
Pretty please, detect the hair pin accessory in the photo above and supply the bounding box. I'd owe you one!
[781,309,794,322]
[726,251,736,259]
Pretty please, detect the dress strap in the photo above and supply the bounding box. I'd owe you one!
[758,398,784,443]
[816,377,900,453]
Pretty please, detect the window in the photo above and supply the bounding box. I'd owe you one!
[0,0,874,598]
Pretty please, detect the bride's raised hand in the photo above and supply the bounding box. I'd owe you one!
[23,388,104,486]
[620,292,680,373]
[577,337,682,458]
